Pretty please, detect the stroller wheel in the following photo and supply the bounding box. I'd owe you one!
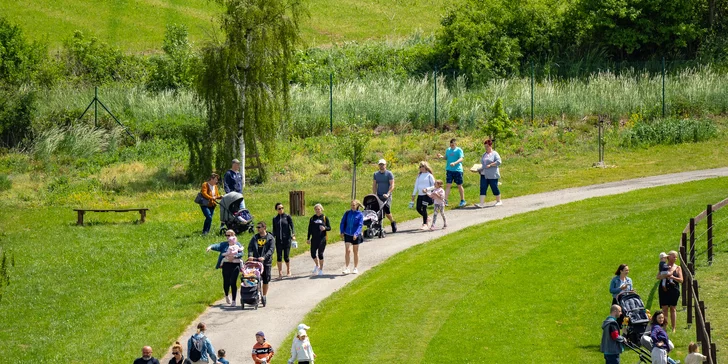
[380,230,386,238]
[218,226,226,236]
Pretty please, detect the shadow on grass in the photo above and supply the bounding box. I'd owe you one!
[577,344,601,352]
[106,166,193,194]
[71,220,144,227]
[644,281,660,309]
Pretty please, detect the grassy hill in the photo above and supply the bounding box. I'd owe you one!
[0,0,447,52]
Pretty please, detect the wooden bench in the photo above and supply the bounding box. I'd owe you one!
[73,208,149,226]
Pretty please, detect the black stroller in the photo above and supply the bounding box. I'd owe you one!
[362,194,388,239]
[218,192,254,236]
[617,292,652,363]
[240,260,264,309]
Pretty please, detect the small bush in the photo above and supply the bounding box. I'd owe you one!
[0,174,11,192]
[620,118,718,147]
[0,87,36,149]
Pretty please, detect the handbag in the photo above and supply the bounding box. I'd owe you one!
[194,192,209,206]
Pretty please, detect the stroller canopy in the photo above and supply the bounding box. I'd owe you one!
[220,192,244,222]
[362,194,386,211]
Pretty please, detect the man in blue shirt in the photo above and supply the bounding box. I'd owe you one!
[437,138,466,207]
[372,159,397,233]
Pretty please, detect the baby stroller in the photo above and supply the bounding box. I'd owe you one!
[362,194,388,239]
[218,192,254,236]
[240,260,264,310]
[617,291,652,363]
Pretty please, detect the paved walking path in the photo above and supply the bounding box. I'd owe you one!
[168,167,728,363]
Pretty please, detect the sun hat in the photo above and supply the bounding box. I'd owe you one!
[378,159,387,165]
[232,158,240,164]
[256,331,265,338]
[297,323,310,330]
[659,252,668,259]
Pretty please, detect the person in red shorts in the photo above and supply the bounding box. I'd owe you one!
[252,331,274,364]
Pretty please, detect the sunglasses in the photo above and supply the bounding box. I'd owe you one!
[172,352,179,355]
[257,226,265,229]
[277,207,284,210]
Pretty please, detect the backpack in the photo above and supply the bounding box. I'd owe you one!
[189,334,205,362]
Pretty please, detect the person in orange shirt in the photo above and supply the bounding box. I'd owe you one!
[252,331,274,363]
[199,173,223,235]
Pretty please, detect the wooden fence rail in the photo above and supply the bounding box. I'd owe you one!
[678,197,728,364]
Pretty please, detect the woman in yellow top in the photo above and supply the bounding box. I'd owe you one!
[200,173,223,235]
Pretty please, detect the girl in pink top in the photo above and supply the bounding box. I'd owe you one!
[426,180,447,230]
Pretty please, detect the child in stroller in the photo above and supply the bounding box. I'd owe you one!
[361,194,388,239]
[218,192,255,236]
[240,259,264,309]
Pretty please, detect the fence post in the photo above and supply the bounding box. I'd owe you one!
[531,60,535,122]
[434,66,438,129]
[707,204,713,265]
[94,86,98,127]
[680,242,687,306]
[696,301,704,343]
[662,57,666,118]
[710,343,717,364]
[690,217,696,269]
[687,270,694,325]
[329,72,333,133]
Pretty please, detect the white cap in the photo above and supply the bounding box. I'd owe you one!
[297,323,310,330]
[659,252,668,259]
[297,329,307,337]
[378,159,387,165]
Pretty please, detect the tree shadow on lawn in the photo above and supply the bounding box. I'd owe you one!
[70,220,145,227]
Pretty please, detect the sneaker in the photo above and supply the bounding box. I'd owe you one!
[343,267,350,274]
[459,200,467,207]
[312,266,319,274]
[262,296,267,307]
[317,268,323,276]
[230,301,236,307]
[391,221,398,233]
[494,201,502,206]
[225,295,231,304]
[442,224,447,229]
[353,268,358,274]
[474,203,486,208]
[421,224,429,230]
[429,225,435,231]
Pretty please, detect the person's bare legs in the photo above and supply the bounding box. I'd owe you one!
[669,306,677,332]
[495,194,501,203]
[386,213,394,223]
[263,284,269,296]
[445,183,453,202]
[353,244,359,268]
[344,243,351,268]
[319,259,324,271]
[457,184,465,201]
[285,261,291,276]
[277,264,283,279]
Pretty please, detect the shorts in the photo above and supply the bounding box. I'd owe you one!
[262,264,272,284]
[446,170,464,185]
[377,195,391,215]
[344,234,363,245]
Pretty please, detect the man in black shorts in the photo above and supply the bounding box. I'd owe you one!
[372,159,397,232]
[248,221,275,306]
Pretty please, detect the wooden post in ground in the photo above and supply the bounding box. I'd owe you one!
[707,204,713,265]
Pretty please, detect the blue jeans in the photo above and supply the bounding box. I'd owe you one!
[604,353,620,364]
[200,205,215,234]
[479,175,500,196]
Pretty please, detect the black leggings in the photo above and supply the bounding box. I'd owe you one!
[416,195,433,224]
[221,262,240,300]
[276,238,291,262]
[310,238,327,260]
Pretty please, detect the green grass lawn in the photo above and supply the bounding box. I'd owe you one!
[284,177,728,363]
[0,0,447,52]
[2,130,728,362]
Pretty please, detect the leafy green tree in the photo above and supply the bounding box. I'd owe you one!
[482,98,514,144]
[197,0,303,184]
[0,16,45,86]
[337,121,371,199]
[570,0,704,59]
[437,0,563,84]
[147,24,198,92]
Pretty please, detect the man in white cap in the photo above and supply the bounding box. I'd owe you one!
[372,159,397,232]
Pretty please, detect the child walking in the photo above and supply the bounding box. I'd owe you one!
[685,342,707,364]
[426,180,447,230]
